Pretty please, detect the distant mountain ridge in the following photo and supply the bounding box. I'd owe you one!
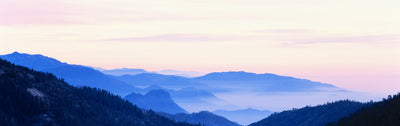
[0,52,67,70]
[124,90,188,114]
[1,52,342,94]
[101,68,148,76]
[115,71,341,93]
[114,73,207,89]
[194,71,342,92]
[155,70,205,78]
[0,52,136,96]
[194,71,280,81]
[99,68,205,78]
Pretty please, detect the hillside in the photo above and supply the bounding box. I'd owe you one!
[0,52,136,96]
[0,58,196,126]
[328,93,400,126]
[0,52,67,70]
[160,111,241,126]
[249,100,365,126]
[213,108,273,125]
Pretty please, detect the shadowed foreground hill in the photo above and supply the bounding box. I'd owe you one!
[213,108,273,125]
[249,100,365,126]
[328,93,400,126]
[160,111,241,126]
[0,58,196,126]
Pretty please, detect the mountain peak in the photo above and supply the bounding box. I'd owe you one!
[0,52,65,70]
[194,71,267,81]
[8,51,45,57]
[146,89,171,99]
[11,51,21,54]
[124,89,187,114]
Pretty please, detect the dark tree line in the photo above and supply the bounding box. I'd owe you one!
[249,100,366,126]
[0,58,198,126]
[327,93,400,126]
[160,111,241,126]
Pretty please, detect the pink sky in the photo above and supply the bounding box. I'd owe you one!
[1,0,400,94]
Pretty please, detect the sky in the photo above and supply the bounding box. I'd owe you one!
[1,0,399,94]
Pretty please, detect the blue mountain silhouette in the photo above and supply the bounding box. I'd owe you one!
[124,89,188,114]
[0,52,136,96]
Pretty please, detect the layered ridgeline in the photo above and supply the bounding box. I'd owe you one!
[101,68,204,78]
[1,52,344,97]
[115,73,206,89]
[249,100,365,126]
[160,111,241,126]
[327,93,400,126]
[0,52,191,114]
[0,58,196,126]
[113,71,344,112]
[193,71,342,92]
[131,84,221,112]
[124,90,188,114]
[101,68,148,76]
[115,71,342,92]
[0,52,136,96]
[1,52,351,125]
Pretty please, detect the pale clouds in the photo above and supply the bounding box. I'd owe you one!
[101,34,268,42]
[282,34,400,45]
[101,33,400,46]
[0,0,78,25]
[253,29,316,34]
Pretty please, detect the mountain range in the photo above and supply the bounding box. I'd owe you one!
[0,52,216,114]
[0,52,136,96]
[0,52,343,95]
[0,58,196,126]
[1,52,398,126]
[112,70,343,94]
[113,73,207,89]
[100,68,205,78]
[193,71,342,92]
[0,52,354,124]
